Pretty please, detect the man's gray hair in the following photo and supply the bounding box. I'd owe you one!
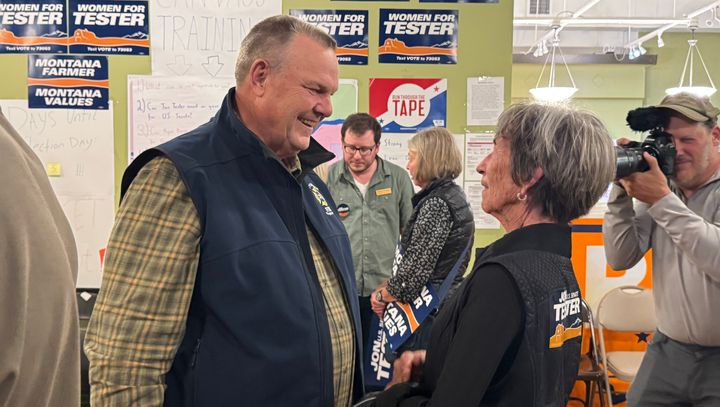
[496,102,615,223]
[234,15,336,85]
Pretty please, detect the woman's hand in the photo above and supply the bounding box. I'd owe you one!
[385,350,427,389]
[370,288,387,319]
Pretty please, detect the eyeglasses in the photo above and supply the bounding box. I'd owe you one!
[343,144,377,156]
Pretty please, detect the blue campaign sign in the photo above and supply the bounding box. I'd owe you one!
[0,0,67,54]
[68,0,149,55]
[378,9,458,64]
[364,315,393,388]
[290,9,368,65]
[382,284,439,351]
[28,55,109,110]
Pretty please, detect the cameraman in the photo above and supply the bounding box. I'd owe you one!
[603,93,720,406]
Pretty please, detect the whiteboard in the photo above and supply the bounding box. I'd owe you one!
[128,75,233,161]
[150,0,281,78]
[1,100,115,288]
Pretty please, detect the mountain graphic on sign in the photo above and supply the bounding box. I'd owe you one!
[70,29,149,47]
[343,41,368,48]
[431,40,456,48]
[43,30,68,38]
[378,38,456,56]
[337,40,369,56]
[124,31,148,40]
[0,28,69,45]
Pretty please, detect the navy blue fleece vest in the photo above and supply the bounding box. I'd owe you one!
[121,91,363,406]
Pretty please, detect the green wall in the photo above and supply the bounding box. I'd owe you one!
[645,31,720,108]
[0,2,515,250]
[512,63,646,139]
[512,31,720,142]
[4,15,718,252]
[282,1,514,137]
[282,0,515,248]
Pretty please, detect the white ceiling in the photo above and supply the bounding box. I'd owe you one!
[513,0,720,54]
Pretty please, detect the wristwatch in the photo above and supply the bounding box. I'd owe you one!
[375,290,386,304]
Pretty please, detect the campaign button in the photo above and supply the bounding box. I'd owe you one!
[337,203,350,218]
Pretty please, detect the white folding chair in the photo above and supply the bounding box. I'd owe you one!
[596,286,656,406]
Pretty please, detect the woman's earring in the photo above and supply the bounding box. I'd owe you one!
[516,191,527,201]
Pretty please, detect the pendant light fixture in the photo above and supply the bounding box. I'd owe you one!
[665,23,716,97]
[529,26,577,103]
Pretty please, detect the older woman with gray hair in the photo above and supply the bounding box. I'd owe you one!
[369,102,615,407]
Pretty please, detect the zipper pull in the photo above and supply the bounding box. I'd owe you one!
[190,337,201,367]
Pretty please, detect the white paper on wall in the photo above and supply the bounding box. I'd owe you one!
[467,76,504,126]
[464,182,501,229]
[1,100,115,288]
[464,133,494,182]
[463,133,500,229]
[128,75,233,161]
[150,0,281,78]
[378,132,465,192]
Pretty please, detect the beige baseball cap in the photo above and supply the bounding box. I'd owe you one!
[654,93,720,122]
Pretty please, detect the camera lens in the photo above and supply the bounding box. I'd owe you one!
[615,146,648,179]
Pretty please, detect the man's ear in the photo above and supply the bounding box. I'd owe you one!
[248,59,271,96]
[711,125,720,148]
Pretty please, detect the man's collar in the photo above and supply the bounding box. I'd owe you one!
[298,138,334,174]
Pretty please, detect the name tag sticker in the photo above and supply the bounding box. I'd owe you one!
[376,188,392,196]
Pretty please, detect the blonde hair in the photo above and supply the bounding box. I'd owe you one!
[235,15,336,85]
[408,127,462,184]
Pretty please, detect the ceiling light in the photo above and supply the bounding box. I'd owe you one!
[657,33,665,48]
[638,45,647,55]
[628,46,637,60]
[529,27,577,103]
[665,24,717,97]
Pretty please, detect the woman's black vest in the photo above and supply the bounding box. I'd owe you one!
[401,177,474,302]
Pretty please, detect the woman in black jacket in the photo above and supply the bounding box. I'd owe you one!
[370,127,474,357]
[370,102,616,407]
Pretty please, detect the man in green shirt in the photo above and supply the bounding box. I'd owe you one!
[326,113,414,379]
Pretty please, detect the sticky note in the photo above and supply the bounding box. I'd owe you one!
[46,162,62,177]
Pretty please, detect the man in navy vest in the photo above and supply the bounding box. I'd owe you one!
[85,15,364,406]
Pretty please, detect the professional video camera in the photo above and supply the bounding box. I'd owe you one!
[615,106,677,179]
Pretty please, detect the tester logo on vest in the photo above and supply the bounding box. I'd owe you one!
[369,78,447,134]
[548,289,582,348]
[28,55,109,110]
[308,182,334,216]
